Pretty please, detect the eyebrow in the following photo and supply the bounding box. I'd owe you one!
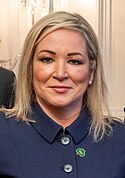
[67,52,84,57]
[38,50,84,57]
[38,50,56,55]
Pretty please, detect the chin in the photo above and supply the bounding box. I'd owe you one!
[48,101,71,108]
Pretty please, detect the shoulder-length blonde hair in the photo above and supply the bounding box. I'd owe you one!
[1,11,113,141]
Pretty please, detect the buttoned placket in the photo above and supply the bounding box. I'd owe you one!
[56,129,78,177]
[31,102,90,177]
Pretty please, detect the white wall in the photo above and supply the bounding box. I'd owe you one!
[54,0,98,33]
[111,0,125,118]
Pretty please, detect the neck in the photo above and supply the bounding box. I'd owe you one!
[50,109,81,128]
[37,101,83,128]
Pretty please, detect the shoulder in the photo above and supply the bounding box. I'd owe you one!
[0,112,12,131]
[0,112,14,150]
[0,112,22,146]
[112,119,125,133]
[0,112,30,134]
[0,67,12,74]
[111,119,125,144]
[0,112,25,176]
[0,67,15,80]
[0,112,19,134]
[0,111,8,122]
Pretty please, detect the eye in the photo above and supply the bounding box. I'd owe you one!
[40,57,54,63]
[68,59,82,65]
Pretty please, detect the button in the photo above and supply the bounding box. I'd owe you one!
[64,164,73,173]
[61,136,70,145]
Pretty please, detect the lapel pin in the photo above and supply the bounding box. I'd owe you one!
[76,148,86,157]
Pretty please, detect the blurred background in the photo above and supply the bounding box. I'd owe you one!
[0,0,124,119]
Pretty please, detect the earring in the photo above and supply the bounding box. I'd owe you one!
[89,80,92,85]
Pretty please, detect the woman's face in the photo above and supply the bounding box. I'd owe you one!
[33,29,94,110]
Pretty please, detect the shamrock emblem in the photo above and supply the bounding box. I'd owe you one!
[76,148,86,157]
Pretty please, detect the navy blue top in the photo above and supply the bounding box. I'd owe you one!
[0,102,125,178]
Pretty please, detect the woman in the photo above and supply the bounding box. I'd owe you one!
[0,66,15,108]
[0,11,125,178]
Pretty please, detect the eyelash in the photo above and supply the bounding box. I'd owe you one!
[40,57,82,65]
[40,58,53,63]
[68,60,82,65]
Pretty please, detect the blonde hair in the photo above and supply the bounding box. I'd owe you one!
[1,11,113,141]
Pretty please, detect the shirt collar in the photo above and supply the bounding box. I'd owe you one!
[31,102,91,144]
[66,107,91,144]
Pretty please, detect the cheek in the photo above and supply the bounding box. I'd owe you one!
[33,64,52,84]
[71,67,90,84]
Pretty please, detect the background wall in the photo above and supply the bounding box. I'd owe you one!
[0,0,124,119]
[111,0,125,118]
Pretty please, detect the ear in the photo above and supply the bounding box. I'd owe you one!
[89,60,96,85]
[89,69,95,84]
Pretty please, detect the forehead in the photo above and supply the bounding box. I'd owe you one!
[36,28,87,52]
[40,27,85,41]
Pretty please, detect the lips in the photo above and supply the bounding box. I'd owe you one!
[49,85,72,93]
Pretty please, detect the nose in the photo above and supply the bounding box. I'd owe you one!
[53,60,68,81]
